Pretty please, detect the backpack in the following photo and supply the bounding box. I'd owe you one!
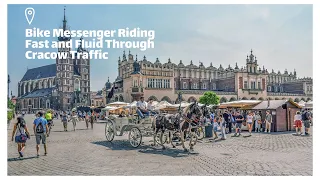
[36,118,44,133]
[302,112,309,121]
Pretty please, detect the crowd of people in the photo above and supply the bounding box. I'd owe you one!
[11,109,99,159]
[203,108,312,141]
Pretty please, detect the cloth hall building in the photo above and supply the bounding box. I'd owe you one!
[111,50,313,104]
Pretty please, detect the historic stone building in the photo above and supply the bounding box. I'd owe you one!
[110,50,312,103]
[16,8,91,112]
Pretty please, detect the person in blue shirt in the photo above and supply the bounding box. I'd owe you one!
[33,111,48,157]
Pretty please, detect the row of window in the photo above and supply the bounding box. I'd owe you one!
[147,79,171,88]
[180,82,216,90]
[243,81,262,89]
[306,86,313,92]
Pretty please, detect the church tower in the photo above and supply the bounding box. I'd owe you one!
[56,7,74,111]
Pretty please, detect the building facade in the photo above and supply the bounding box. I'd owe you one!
[111,50,312,103]
[16,9,91,112]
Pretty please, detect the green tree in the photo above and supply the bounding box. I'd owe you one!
[7,98,15,109]
[199,91,220,105]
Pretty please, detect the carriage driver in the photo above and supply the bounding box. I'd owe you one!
[136,96,150,118]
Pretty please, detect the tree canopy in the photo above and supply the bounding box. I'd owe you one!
[199,91,220,105]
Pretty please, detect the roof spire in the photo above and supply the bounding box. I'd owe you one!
[63,6,67,31]
[135,54,138,61]
[251,49,253,55]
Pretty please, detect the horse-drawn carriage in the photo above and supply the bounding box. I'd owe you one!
[104,101,207,152]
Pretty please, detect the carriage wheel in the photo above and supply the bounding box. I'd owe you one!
[129,127,142,148]
[196,126,205,140]
[105,120,115,142]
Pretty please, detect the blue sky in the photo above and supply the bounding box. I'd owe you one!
[8,4,312,96]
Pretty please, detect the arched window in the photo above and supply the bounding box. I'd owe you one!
[74,79,80,91]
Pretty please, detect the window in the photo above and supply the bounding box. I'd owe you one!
[268,86,271,91]
[212,83,216,90]
[183,82,187,89]
[133,80,138,87]
[225,86,228,91]
[244,81,248,89]
[193,83,198,89]
[202,83,206,90]
[274,86,278,92]
[251,81,256,89]
[164,79,170,88]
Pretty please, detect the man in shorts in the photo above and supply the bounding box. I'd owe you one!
[234,111,244,137]
[33,112,49,157]
[302,109,312,136]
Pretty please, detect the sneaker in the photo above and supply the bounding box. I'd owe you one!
[44,153,47,156]
[268,131,271,133]
[37,154,40,157]
[255,130,257,132]
[19,151,23,157]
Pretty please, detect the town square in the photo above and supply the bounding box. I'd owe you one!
[7,4,313,176]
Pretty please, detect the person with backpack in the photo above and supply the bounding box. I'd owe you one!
[302,109,312,136]
[11,116,30,158]
[33,111,48,157]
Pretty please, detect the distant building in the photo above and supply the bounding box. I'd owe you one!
[16,8,90,112]
[111,50,312,103]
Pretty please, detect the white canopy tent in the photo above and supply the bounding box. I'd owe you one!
[304,101,313,109]
[154,101,173,110]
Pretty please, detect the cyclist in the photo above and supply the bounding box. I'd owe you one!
[45,111,53,135]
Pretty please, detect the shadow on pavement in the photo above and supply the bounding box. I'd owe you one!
[8,156,38,162]
[91,140,195,158]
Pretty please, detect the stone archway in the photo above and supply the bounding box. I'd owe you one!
[306,97,312,101]
[220,97,227,103]
[161,96,171,102]
[294,98,300,102]
[46,99,50,109]
[188,96,197,103]
[148,96,158,101]
[242,97,248,100]
[282,97,286,100]
[114,96,119,102]
[275,97,280,100]
[258,97,264,101]
[229,97,236,102]
[250,97,257,100]
[268,97,274,100]
[301,98,306,102]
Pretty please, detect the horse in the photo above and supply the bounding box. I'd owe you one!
[152,102,203,152]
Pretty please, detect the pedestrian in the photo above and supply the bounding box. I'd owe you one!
[69,111,78,131]
[212,117,219,139]
[33,111,48,157]
[254,111,262,132]
[246,111,254,136]
[90,111,94,129]
[301,109,312,136]
[11,116,30,158]
[218,115,227,140]
[294,111,302,135]
[234,111,244,137]
[222,110,230,134]
[265,110,272,133]
[61,111,68,131]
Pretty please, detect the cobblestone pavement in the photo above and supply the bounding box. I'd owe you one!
[7,114,312,176]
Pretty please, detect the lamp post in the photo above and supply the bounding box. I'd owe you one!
[7,74,10,101]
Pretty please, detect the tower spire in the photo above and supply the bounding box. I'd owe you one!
[63,6,67,31]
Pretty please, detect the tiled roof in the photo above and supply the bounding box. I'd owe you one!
[21,64,56,81]
[20,88,54,98]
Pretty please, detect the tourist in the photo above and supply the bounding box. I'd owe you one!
[11,116,30,158]
[218,114,227,140]
[246,111,254,136]
[294,111,302,135]
[254,111,262,132]
[302,109,312,136]
[223,110,230,134]
[33,111,48,157]
[45,110,53,127]
[70,111,78,131]
[234,112,244,137]
[136,96,149,118]
[212,117,219,139]
[83,111,89,129]
[90,111,94,129]
[265,110,272,133]
[61,111,68,132]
